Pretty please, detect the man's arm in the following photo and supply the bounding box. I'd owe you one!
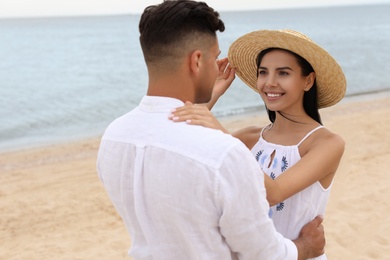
[293,216,325,260]
[217,143,325,259]
[217,146,297,259]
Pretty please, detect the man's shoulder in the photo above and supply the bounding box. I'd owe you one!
[184,124,241,147]
[176,124,251,164]
[101,111,249,164]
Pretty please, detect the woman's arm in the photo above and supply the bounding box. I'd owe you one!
[264,131,345,206]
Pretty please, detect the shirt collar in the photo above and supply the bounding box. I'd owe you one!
[139,95,185,113]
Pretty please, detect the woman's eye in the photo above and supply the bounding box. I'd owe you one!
[279,71,289,76]
[258,70,266,75]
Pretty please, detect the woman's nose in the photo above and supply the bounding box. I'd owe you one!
[266,74,277,87]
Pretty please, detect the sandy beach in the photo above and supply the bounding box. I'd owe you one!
[1,91,389,259]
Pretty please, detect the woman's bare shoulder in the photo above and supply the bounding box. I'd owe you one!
[304,127,345,155]
[232,126,264,149]
[317,127,345,147]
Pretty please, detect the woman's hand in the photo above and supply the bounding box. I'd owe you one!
[205,57,236,110]
[169,102,229,133]
[214,58,235,98]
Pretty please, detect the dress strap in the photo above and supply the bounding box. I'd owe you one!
[260,124,273,139]
[297,125,325,146]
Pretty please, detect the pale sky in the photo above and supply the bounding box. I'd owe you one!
[0,0,389,18]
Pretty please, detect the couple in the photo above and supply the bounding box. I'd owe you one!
[97,0,346,259]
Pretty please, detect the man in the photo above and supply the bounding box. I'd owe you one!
[97,1,325,259]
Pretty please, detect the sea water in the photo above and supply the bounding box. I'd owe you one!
[0,4,389,152]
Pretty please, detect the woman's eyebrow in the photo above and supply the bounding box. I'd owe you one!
[277,66,293,70]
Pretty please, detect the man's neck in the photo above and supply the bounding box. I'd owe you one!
[147,76,195,103]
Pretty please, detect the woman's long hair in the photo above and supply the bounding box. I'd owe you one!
[256,48,322,124]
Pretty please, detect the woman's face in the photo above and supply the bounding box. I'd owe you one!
[256,49,314,113]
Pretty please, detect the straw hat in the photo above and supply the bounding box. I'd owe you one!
[228,29,346,108]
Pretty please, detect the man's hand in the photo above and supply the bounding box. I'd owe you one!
[293,216,325,260]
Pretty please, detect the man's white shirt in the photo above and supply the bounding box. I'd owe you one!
[97,95,297,259]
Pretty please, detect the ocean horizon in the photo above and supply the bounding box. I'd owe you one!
[1,3,389,152]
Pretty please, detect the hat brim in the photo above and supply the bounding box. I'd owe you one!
[228,30,346,108]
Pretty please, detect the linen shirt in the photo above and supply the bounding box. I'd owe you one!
[97,96,297,260]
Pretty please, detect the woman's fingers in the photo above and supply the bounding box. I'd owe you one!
[168,104,225,131]
[218,58,229,73]
[169,105,211,122]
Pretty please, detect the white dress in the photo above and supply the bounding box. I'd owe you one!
[251,124,330,260]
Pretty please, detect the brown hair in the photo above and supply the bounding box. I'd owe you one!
[139,0,225,66]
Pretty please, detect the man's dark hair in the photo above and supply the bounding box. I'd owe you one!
[139,0,225,65]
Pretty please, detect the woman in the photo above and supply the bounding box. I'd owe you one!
[169,29,347,259]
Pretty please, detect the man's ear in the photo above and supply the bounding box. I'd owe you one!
[189,50,202,75]
[304,72,316,91]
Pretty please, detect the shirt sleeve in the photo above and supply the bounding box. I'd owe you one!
[216,143,298,260]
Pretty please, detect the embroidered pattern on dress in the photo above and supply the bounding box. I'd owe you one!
[255,150,263,161]
[276,202,285,211]
[276,157,289,212]
[255,148,287,214]
[272,158,278,169]
[281,156,288,172]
